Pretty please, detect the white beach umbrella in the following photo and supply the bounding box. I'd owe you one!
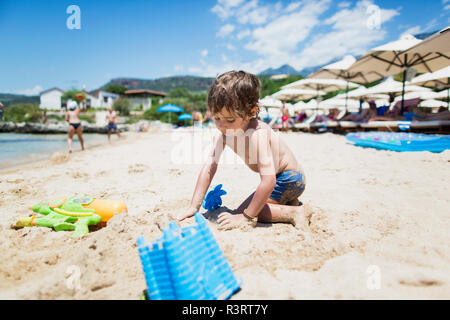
[272,88,324,101]
[320,98,363,109]
[348,29,450,111]
[410,66,450,107]
[334,87,389,100]
[259,96,283,108]
[393,90,445,102]
[347,34,422,82]
[292,100,308,111]
[410,66,450,87]
[365,76,431,95]
[308,55,357,79]
[305,99,319,110]
[399,26,450,74]
[282,78,360,111]
[282,78,360,93]
[420,99,448,108]
[267,107,281,118]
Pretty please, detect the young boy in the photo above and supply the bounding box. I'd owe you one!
[178,71,310,230]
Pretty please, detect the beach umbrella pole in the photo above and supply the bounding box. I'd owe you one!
[401,69,406,114]
[345,81,349,113]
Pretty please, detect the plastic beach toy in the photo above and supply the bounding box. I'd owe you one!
[137,213,241,300]
[202,184,227,211]
[346,131,450,153]
[15,197,127,237]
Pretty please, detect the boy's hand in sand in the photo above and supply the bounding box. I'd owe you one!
[177,206,198,221]
[217,212,254,230]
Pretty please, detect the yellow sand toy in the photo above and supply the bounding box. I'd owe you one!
[15,197,127,237]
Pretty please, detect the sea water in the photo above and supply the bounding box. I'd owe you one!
[0,133,106,168]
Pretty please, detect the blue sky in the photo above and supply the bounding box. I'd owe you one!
[1,0,449,95]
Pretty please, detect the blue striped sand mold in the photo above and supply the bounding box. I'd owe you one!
[137,213,241,300]
[346,132,450,153]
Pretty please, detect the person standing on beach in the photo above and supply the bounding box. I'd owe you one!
[41,110,47,124]
[178,70,311,230]
[65,101,85,153]
[106,107,120,142]
[192,110,203,129]
[0,102,4,120]
[280,101,290,132]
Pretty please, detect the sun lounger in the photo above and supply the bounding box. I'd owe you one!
[409,120,450,133]
[360,121,404,130]
[293,113,318,131]
[359,120,450,133]
[409,120,450,129]
[294,122,310,130]
[310,121,339,132]
[338,121,360,129]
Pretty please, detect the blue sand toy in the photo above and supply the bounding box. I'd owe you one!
[137,213,241,300]
[202,184,227,211]
[346,131,450,153]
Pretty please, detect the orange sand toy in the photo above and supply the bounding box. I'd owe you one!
[83,199,128,222]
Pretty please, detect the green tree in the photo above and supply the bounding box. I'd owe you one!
[62,88,85,102]
[168,87,191,98]
[113,97,132,116]
[105,84,128,95]
[4,103,41,123]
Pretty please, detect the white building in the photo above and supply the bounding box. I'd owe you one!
[96,91,119,109]
[123,89,167,111]
[39,87,64,110]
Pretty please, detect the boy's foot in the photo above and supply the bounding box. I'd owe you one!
[292,204,313,231]
[286,198,300,206]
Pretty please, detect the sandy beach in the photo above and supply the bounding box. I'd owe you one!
[0,129,449,299]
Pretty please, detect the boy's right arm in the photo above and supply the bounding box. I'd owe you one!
[178,132,225,221]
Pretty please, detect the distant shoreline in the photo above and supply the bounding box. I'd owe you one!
[0,121,131,134]
[0,131,137,172]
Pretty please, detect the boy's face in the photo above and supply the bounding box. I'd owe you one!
[213,108,250,136]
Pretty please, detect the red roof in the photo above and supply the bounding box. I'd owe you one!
[124,89,167,97]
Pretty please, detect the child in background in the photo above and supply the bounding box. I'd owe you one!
[178,70,311,230]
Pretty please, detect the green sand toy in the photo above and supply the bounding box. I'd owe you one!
[15,197,102,237]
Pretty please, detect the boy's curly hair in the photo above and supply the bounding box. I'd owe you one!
[207,70,261,118]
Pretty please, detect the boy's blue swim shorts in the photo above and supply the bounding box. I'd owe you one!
[269,170,306,204]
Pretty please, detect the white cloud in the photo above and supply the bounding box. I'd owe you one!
[211,0,245,20]
[237,29,251,40]
[174,65,183,72]
[16,85,43,96]
[205,0,401,76]
[212,0,282,25]
[236,0,271,25]
[338,1,351,8]
[290,0,400,70]
[226,43,236,50]
[217,24,235,37]
[401,26,423,37]
[244,0,331,65]
[200,49,209,57]
[285,2,302,12]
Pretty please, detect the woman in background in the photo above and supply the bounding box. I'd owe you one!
[65,101,85,153]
